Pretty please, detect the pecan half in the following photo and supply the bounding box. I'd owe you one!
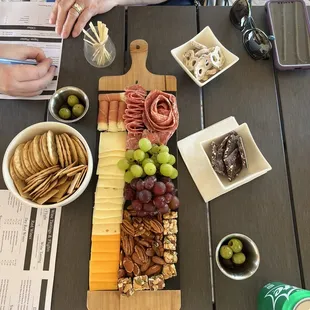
[122,220,135,236]
[133,217,143,224]
[136,238,151,248]
[118,269,126,279]
[150,219,164,234]
[143,218,152,231]
[122,235,134,256]
[152,241,164,257]
[135,245,148,263]
[135,228,146,237]
[144,264,162,276]
[152,256,166,265]
[157,213,163,223]
[133,263,141,276]
[123,256,134,273]
[140,257,151,273]
[146,248,155,257]
[141,231,155,240]
[132,252,143,265]
[123,210,131,221]
[119,250,124,268]
[156,233,164,242]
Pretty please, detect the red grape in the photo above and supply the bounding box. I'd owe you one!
[130,178,139,190]
[158,204,170,214]
[171,189,177,196]
[124,187,135,201]
[143,203,156,212]
[152,182,166,196]
[138,190,152,203]
[169,196,180,210]
[132,200,143,211]
[153,196,166,209]
[164,193,173,203]
[137,210,148,217]
[160,177,171,184]
[149,211,159,217]
[144,176,157,190]
[136,179,145,191]
[165,182,175,193]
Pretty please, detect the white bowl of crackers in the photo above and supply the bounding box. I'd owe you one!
[2,122,93,208]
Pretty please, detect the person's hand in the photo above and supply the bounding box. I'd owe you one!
[49,0,117,39]
[0,44,56,97]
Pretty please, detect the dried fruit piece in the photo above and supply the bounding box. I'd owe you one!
[144,264,162,276]
[123,256,134,273]
[162,264,177,279]
[149,275,165,291]
[152,256,166,265]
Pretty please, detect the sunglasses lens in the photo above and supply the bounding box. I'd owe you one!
[243,28,272,60]
[230,0,250,30]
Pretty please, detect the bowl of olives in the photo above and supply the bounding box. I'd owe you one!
[215,233,260,280]
[49,86,89,123]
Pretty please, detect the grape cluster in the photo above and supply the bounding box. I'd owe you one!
[117,138,178,184]
[123,175,180,216]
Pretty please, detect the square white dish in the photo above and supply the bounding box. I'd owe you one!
[171,26,239,87]
[177,117,272,202]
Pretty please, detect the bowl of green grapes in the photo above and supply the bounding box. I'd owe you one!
[215,233,260,280]
[49,86,89,123]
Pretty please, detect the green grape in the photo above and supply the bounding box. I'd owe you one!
[160,164,173,177]
[170,168,178,179]
[142,158,154,168]
[133,149,145,162]
[150,144,160,154]
[144,163,157,176]
[157,152,170,164]
[124,171,134,183]
[159,145,169,153]
[145,152,150,159]
[151,155,160,168]
[117,159,130,171]
[125,150,135,162]
[130,164,143,177]
[138,138,152,152]
[168,154,176,165]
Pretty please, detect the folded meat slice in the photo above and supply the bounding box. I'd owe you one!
[98,100,109,131]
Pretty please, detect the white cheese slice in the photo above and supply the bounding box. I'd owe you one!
[94,197,124,204]
[92,223,120,235]
[98,151,126,158]
[99,132,127,153]
[94,203,123,211]
[95,188,123,199]
[93,217,123,224]
[97,178,125,189]
[93,209,123,219]
[96,165,124,176]
[98,157,124,167]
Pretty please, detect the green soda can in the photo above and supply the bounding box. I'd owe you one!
[258,282,310,310]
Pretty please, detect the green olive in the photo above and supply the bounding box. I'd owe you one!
[72,103,85,117]
[228,238,243,253]
[219,245,233,259]
[232,252,246,265]
[67,95,79,107]
[59,108,71,120]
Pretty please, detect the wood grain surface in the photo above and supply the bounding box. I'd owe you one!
[274,7,310,289]
[47,8,125,310]
[127,6,213,310]
[199,7,301,309]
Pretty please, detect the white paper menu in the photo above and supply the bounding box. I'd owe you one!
[0,2,62,100]
[0,190,61,310]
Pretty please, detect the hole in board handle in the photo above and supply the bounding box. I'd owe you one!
[135,80,138,84]
[136,45,140,50]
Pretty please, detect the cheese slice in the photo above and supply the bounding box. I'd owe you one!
[99,132,127,153]
[94,203,123,211]
[97,178,125,189]
[99,151,126,158]
[90,261,119,274]
[89,272,118,282]
[93,209,123,219]
[92,234,120,242]
[95,188,123,198]
[98,157,124,167]
[96,165,124,176]
[92,224,120,235]
[91,241,120,253]
[99,174,124,180]
[89,281,117,291]
[93,216,122,224]
[94,197,124,204]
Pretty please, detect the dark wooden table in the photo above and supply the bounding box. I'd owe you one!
[1,6,310,310]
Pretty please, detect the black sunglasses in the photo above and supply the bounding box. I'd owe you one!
[230,0,274,60]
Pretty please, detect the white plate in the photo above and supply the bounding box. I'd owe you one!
[2,122,93,209]
[171,26,239,87]
[177,117,272,202]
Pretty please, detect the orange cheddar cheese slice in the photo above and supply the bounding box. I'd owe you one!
[90,261,119,274]
[90,251,120,262]
[92,234,120,242]
[89,281,117,291]
[89,272,118,283]
[91,241,120,253]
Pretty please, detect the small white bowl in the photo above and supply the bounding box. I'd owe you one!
[177,117,272,202]
[171,26,239,87]
[2,122,93,209]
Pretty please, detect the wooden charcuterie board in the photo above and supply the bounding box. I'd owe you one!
[87,39,180,310]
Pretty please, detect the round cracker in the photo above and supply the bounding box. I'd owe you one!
[55,135,65,168]
[71,137,87,165]
[60,134,72,165]
[29,141,41,173]
[20,154,32,178]
[23,141,36,175]
[9,158,29,198]
[13,144,28,180]
[33,135,46,169]
[63,133,78,163]
[47,130,58,165]
[58,135,68,167]
[40,135,51,168]
[42,133,53,166]
[71,136,88,161]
